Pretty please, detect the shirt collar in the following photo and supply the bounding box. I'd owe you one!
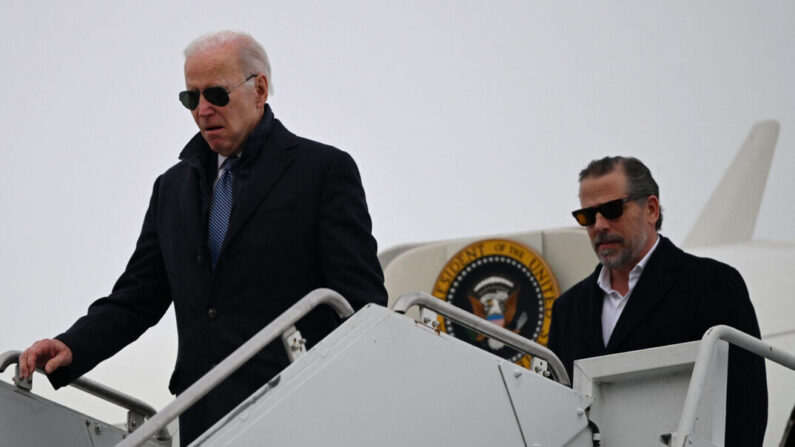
[216,153,239,170]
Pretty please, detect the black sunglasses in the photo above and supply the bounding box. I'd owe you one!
[179,74,257,110]
[571,195,648,226]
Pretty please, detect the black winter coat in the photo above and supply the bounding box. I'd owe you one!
[50,107,387,444]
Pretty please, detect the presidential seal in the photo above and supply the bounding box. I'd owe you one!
[431,239,560,367]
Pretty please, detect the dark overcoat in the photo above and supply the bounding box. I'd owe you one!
[548,236,767,447]
[49,107,387,444]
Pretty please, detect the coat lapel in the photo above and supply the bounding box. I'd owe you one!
[581,268,609,355]
[178,171,207,257]
[177,135,213,260]
[605,237,678,352]
[222,121,296,252]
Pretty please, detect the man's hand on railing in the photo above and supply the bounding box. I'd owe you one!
[18,338,73,379]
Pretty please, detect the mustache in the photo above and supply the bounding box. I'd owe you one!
[593,233,624,247]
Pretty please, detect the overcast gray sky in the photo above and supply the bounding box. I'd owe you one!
[1,0,793,422]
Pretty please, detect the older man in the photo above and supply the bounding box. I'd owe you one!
[547,156,767,446]
[19,31,387,445]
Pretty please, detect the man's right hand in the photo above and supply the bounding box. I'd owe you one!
[18,339,73,380]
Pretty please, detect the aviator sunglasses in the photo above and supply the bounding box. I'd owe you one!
[179,74,257,110]
[571,195,648,226]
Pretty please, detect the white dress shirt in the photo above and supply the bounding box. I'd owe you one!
[598,235,660,346]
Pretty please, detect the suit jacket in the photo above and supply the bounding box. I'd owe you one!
[548,236,767,447]
[49,106,387,444]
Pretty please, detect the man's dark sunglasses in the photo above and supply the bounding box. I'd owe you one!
[571,195,648,226]
[179,74,257,110]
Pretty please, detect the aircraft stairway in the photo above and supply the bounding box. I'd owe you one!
[0,350,170,447]
[3,288,794,446]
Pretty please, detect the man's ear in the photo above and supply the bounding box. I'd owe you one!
[255,74,268,106]
[646,195,660,225]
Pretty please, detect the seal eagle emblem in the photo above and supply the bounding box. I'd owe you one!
[431,239,560,367]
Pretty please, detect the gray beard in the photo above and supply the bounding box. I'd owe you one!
[595,229,648,271]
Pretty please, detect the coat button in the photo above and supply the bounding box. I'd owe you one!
[208,308,218,320]
[197,254,205,265]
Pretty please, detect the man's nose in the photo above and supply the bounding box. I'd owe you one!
[196,95,215,116]
[592,211,611,231]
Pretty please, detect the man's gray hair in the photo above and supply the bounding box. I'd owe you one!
[579,156,663,230]
[184,30,273,94]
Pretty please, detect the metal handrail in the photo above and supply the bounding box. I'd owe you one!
[117,288,354,447]
[670,325,795,447]
[0,350,22,373]
[0,350,170,441]
[391,291,571,386]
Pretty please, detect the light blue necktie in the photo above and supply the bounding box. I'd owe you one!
[208,156,239,270]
